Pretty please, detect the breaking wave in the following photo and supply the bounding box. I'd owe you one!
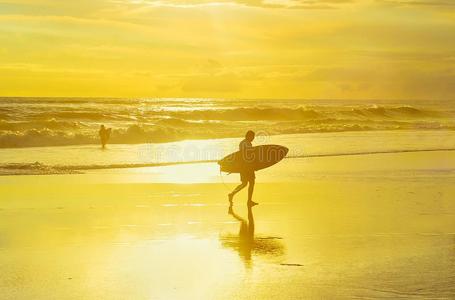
[0,120,453,148]
[166,107,322,121]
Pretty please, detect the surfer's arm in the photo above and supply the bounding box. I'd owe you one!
[239,141,254,165]
[239,140,252,152]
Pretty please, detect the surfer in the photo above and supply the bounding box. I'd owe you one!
[99,124,111,149]
[228,130,258,206]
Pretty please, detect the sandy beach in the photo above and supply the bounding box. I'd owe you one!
[1,150,454,299]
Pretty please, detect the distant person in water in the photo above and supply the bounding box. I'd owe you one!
[99,124,111,149]
[228,130,258,206]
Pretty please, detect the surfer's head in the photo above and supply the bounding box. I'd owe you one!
[245,130,255,142]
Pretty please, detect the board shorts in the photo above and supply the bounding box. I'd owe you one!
[240,170,255,183]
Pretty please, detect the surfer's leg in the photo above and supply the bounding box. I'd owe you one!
[229,181,247,202]
[247,178,256,205]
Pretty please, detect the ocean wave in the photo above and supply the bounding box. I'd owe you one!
[30,111,137,121]
[0,97,214,105]
[17,105,442,123]
[156,105,449,121]
[0,162,81,175]
[0,119,453,148]
[342,105,441,119]
[0,129,96,148]
[0,119,86,131]
[14,108,285,122]
[166,107,322,121]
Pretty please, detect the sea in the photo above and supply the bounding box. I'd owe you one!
[0,97,454,175]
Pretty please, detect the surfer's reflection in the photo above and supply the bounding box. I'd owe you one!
[228,203,255,262]
[221,204,284,267]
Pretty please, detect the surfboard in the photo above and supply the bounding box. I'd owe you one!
[105,128,112,141]
[218,144,288,173]
[100,128,111,144]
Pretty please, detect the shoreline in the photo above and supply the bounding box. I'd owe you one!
[2,150,454,183]
[1,128,455,176]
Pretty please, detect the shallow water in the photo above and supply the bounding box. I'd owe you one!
[1,130,454,175]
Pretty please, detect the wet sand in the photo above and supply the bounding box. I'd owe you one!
[1,152,454,299]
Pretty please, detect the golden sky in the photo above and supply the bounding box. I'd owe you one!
[0,0,454,99]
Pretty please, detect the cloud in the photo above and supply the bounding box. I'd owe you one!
[377,0,455,7]
[1,0,454,99]
[122,0,355,9]
[180,73,243,93]
[353,50,455,63]
[304,67,376,82]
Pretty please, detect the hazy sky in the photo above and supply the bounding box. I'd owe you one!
[1,0,454,99]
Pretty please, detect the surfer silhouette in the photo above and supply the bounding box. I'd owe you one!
[228,130,258,206]
[99,124,111,149]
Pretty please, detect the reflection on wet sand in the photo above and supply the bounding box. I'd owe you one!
[1,179,454,299]
[220,204,284,267]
